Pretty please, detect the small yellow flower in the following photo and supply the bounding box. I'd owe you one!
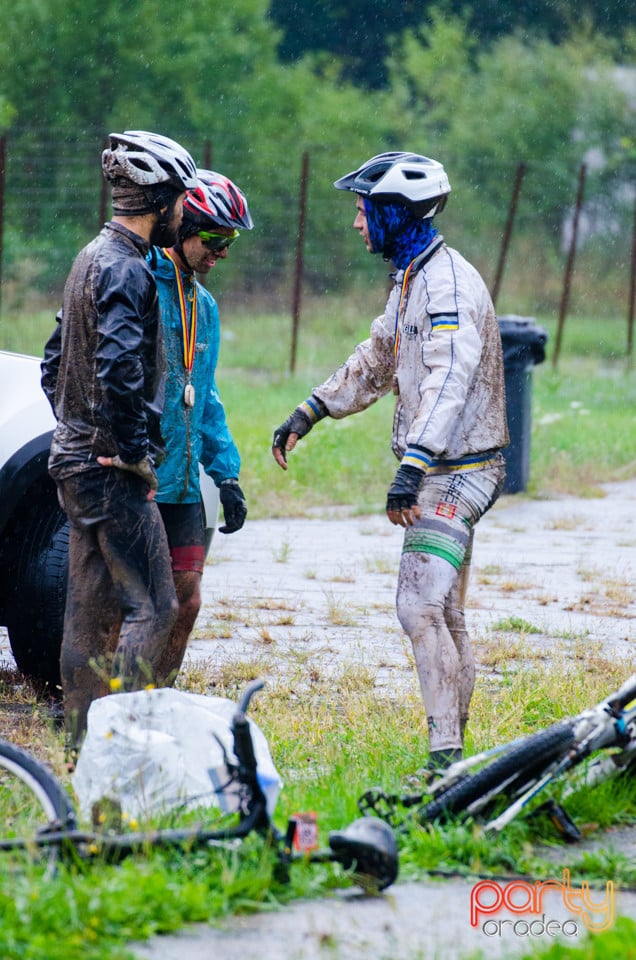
[145,683,156,691]
[109,677,123,692]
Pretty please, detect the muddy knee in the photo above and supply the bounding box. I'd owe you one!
[396,552,454,636]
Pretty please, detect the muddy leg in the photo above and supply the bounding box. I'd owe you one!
[98,489,178,692]
[444,529,475,740]
[156,570,202,685]
[61,524,118,746]
[396,551,462,752]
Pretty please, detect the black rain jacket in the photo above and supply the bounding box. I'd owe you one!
[42,221,166,479]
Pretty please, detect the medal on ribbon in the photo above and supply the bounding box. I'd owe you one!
[164,248,197,408]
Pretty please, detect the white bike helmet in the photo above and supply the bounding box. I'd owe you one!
[102,130,198,192]
[334,152,451,218]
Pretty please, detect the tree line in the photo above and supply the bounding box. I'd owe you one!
[0,1,634,314]
[270,0,636,88]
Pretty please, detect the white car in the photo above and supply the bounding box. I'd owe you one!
[0,350,219,694]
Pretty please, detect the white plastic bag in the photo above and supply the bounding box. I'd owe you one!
[72,688,282,822]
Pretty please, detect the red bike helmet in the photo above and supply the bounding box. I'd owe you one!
[183,170,254,232]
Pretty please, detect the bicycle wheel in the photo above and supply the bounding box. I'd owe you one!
[0,739,76,871]
[421,722,576,823]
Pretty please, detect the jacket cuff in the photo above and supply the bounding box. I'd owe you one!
[401,445,437,472]
[298,394,328,424]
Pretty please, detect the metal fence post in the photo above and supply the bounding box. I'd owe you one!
[491,161,526,309]
[628,196,636,365]
[553,163,586,370]
[290,150,309,375]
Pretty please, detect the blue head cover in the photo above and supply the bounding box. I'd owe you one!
[363,198,438,269]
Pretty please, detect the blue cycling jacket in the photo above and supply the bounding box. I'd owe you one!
[149,247,240,504]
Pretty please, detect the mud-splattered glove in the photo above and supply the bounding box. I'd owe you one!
[219,478,247,534]
[271,395,328,464]
[107,454,159,491]
[386,446,436,513]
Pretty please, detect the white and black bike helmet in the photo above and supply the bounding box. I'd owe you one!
[334,152,451,218]
[102,130,198,192]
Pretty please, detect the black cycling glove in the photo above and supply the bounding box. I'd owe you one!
[272,395,328,463]
[386,446,436,513]
[386,464,425,513]
[219,478,247,534]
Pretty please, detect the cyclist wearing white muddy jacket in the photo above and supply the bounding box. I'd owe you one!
[272,152,509,770]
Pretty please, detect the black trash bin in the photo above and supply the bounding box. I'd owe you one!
[498,315,548,494]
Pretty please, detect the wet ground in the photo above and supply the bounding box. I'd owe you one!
[2,482,634,958]
[129,480,636,959]
[187,478,636,688]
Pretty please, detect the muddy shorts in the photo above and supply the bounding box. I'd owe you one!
[157,501,206,574]
[403,457,506,570]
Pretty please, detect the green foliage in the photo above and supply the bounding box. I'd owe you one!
[386,19,633,251]
[516,917,636,959]
[269,0,636,88]
[0,2,634,308]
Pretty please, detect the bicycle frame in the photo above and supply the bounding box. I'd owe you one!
[484,674,636,833]
[359,673,636,838]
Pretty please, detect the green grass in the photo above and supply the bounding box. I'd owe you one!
[2,652,636,958]
[2,300,635,515]
[0,300,635,957]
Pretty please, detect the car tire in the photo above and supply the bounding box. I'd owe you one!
[5,504,68,695]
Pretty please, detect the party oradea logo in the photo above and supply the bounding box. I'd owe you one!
[470,868,614,939]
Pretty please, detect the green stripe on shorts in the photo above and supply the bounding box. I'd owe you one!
[402,529,465,570]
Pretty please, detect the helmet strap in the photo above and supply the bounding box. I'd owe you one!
[172,238,194,273]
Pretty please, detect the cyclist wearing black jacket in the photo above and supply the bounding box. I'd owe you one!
[41,131,197,754]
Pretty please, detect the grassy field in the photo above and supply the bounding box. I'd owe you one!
[8,296,635,515]
[0,299,635,958]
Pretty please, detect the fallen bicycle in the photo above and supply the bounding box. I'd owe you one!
[0,680,398,891]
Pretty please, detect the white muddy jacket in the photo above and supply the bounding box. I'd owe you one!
[313,237,509,468]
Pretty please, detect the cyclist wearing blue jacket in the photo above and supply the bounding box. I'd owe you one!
[149,170,253,682]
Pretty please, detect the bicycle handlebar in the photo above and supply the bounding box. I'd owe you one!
[236,679,265,716]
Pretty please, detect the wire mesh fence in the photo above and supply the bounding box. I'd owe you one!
[0,128,634,356]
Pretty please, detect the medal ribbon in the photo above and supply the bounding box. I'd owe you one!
[393,255,418,361]
[163,248,197,376]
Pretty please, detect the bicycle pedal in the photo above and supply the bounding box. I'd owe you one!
[531,799,582,843]
[406,767,438,787]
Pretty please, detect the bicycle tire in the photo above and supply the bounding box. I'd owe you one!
[0,739,76,871]
[421,722,576,823]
